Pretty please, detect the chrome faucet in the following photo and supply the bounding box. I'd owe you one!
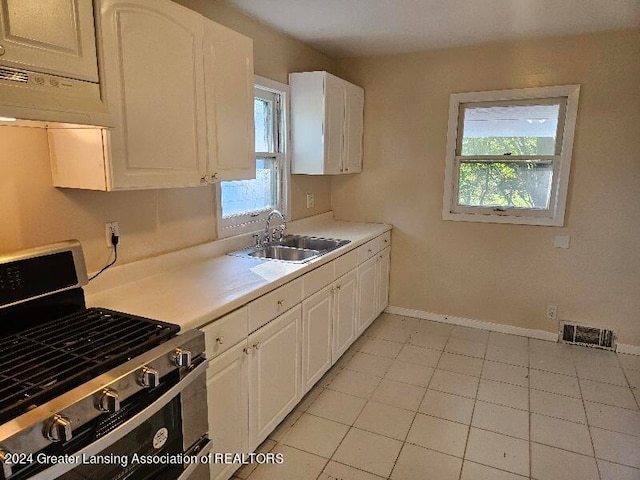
[259,210,286,246]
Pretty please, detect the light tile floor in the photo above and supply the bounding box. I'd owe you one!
[235,313,640,480]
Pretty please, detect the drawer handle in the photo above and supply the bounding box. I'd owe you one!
[215,336,224,345]
[277,299,285,307]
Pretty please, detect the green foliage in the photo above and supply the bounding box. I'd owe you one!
[458,137,553,209]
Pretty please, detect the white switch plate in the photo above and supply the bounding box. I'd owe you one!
[306,193,315,209]
[105,221,120,247]
[553,235,571,249]
[546,305,558,321]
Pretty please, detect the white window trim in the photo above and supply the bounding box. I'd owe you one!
[216,75,290,238]
[442,84,580,226]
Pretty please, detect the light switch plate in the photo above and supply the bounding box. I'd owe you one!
[306,193,315,209]
[553,235,570,249]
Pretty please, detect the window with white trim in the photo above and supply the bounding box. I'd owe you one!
[442,85,580,226]
[217,77,289,237]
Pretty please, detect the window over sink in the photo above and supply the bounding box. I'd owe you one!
[217,76,289,237]
[442,85,580,226]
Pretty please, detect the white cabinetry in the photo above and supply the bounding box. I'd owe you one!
[357,256,378,335]
[48,0,254,191]
[289,71,364,175]
[248,305,302,450]
[0,0,98,82]
[333,269,358,360]
[201,230,390,480]
[301,285,333,393]
[207,342,249,480]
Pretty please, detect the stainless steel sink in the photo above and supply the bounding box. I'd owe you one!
[247,245,320,262]
[276,235,350,251]
[228,235,350,263]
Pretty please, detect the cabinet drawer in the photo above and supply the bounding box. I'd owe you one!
[303,263,334,298]
[377,231,391,251]
[202,307,248,359]
[334,249,358,279]
[357,239,378,264]
[249,278,303,332]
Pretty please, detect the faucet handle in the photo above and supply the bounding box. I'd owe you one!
[253,233,261,247]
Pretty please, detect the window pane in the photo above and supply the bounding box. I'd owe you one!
[457,160,553,209]
[461,103,560,156]
[221,158,277,218]
[254,98,274,153]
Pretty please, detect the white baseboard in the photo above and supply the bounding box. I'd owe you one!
[385,306,559,342]
[617,343,640,356]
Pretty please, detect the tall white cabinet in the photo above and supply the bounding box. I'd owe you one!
[48,0,255,190]
[289,71,364,175]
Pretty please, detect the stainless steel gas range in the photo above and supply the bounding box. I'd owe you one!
[0,241,210,480]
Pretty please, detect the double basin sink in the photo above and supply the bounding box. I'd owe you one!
[230,235,350,263]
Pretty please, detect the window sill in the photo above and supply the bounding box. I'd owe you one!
[442,211,564,226]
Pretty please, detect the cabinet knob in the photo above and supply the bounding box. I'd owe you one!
[367,249,372,254]
[138,366,160,388]
[211,172,219,180]
[243,346,252,355]
[45,414,73,443]
[97,389,120,413]
[277,299,285,307]
[0,45,5,56]
[336,285,341,291]
[384,239,388,243]
[252,342,260,350]
[216,336,225,345]
[200,175,208,183]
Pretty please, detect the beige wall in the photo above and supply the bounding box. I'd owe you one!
[333,30,640,345]
[0,0,335,271]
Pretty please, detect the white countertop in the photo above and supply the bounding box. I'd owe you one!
[87,215,390,331]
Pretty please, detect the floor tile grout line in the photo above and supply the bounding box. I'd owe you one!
[385,326,449,479]
[457,334,487,480]
[572,344,603,480]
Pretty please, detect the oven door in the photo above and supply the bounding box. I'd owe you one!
[26,360,210,480]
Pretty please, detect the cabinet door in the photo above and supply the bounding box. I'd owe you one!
[207,341,249,480]
[301,285,333,394]
[0,0,98,82]
[357,256,378,335]
[99,0,207,189]
[248,305,302,450]
[203,20,255,182]
[376,247,390,316]
[333,269,358,362]
[323,75,345,174]
[344,84,364,174]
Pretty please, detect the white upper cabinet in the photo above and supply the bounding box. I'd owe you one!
[48,0,254,191]
[98,0,207,190]
[0,0,98,82]
[289,71,364,175]
[203,21,255,182]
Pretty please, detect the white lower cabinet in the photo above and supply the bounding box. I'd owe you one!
[301,285,333,393]
[207,341,249,480]
[203,232,390,480]
[357,256,378,335]
[248,305,302,450]
[376,247,391,315]
[332,270,358,361]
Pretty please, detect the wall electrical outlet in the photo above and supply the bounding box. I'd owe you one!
[546,304,558,321]
[105,221,120,247]
[306,193,315,209]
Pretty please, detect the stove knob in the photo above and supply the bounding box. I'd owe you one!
[46,414,73,442]
[0,449,12,480]
[98,389,120,413]
[172,348,192,367]
[138,366,160,388]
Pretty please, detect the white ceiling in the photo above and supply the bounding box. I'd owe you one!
[224,0,640,58]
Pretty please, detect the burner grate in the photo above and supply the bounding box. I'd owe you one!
[0,308,179,424]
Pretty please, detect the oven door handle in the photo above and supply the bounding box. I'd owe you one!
[30,360,209,480]
[176,438,212,480]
